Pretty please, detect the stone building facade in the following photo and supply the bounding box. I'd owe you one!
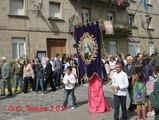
[0,0,159,61]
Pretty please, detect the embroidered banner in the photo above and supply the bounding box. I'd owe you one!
[75,22,102,80]
[103,20,114,35]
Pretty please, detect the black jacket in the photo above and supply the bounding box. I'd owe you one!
[45,63,52,77]
[123,63,135,88]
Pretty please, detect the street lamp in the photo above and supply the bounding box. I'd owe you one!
[141,13,150,27]
[37,0,43,16]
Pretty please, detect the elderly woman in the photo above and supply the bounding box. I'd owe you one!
[109,54,116,83]
[150,56,159,120]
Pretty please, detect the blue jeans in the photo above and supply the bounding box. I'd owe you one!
[63,88,76,107]
[36,78,44,93]
[114,95,127,120]
[14,75,23,91]
[55,70,61,87]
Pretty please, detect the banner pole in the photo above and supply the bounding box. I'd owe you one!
[100,25,106,55]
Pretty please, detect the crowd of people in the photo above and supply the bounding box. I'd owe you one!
[0,52,159,119]
[101,52,159,120]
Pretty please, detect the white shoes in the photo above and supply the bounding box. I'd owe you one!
[147,111,155,117]
[71,106,76,110]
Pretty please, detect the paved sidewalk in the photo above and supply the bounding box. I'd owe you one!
[0,82,155,120]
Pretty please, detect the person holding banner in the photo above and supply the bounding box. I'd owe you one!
[75,22,110,113]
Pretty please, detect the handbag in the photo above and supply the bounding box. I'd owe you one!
[146,76,156,96]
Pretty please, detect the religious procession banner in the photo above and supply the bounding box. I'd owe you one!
[74,22,102,80]
[103,20,114,35]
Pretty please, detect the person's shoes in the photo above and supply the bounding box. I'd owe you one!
[152,110,155,116]
[122,117,128,120]
[14,90,17,93]
[7,94,12,97]
[56,86,59,89]
[128,104,134,112]
[52,88,56,91]
[71,105,76,110]
[34,92,38,95]
[0,94,5,96]
[58,86,61,89]
[147,111,155,117]
[41,93,44,95]
[128,107,133,112]
[33,91,35,94]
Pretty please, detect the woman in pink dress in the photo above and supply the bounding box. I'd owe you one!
[109,55,116,83]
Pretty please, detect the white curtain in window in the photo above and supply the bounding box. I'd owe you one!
[129,16,134,26]
[12,43,18,59]
[19,43,24,58]
[128,42,139,57]
[107,12,114,25]
[82,8,89,23]
[109,41,117,56]
[149,42,154,55]
[10,0,24,15]
[12,38,25,59]
[50,3,60,18]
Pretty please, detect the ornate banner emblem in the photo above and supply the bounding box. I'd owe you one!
[103,20,114,35]
[78,32,98,65]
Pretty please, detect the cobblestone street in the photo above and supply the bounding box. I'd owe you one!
[0,82,155,120]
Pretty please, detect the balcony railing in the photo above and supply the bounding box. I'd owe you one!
[70,0,130,8]
[69,16,132,37]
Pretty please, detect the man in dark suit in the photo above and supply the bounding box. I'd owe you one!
[1,57,12,96]
[123,56,136,111]
[44,58,56,91]
[136,53,143,64]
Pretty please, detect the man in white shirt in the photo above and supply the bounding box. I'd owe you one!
[63,66,76,110]
[112,62,129,120]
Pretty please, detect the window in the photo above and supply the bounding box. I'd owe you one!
[10,0,25,15]
[149,42,154,55]
[50,2,61,19]
[129,15,134,27]
[128,42,139,56]
[82,8,90,23]
[107,12,114,25]
[109,41,117,56]
[147,17,152,28]
[12,38,26,59]
[37,51,46,60]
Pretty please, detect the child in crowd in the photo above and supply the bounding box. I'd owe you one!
[35,61,45,95]
[112,62,129,120]
[132,64,147,120]
[63,66,76,110]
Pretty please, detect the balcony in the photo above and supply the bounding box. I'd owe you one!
[70,0,130,8]
[69,16,132,37]
[69,16,99,32]
[97,0,130,8]
[100,23,132,37]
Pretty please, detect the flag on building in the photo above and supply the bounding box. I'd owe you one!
[141,0,148,11]
[117,0,122,5]
[103,20,114,35]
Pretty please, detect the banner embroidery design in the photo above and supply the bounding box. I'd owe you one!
[78,32,98,65]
